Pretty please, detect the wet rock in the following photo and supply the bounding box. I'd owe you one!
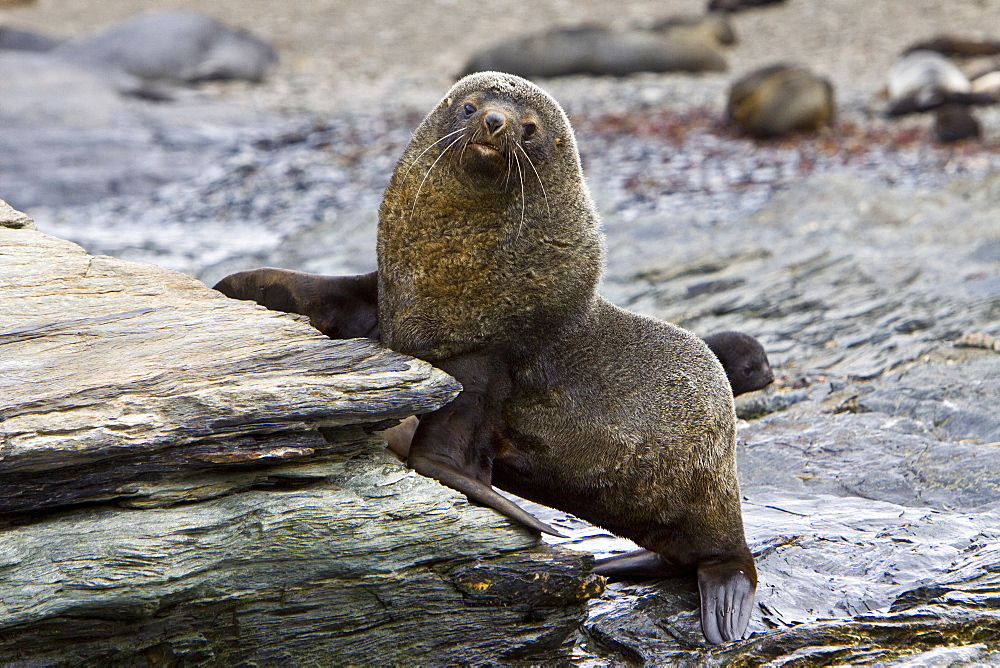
[0,214,604,664]
[579,492,1000,664]
[3,58,1000,661]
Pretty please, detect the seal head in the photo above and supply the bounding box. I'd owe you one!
[378,72,603,362]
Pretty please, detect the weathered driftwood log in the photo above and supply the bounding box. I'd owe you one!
[0,202,604,664]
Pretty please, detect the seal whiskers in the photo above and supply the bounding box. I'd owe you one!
[408,133,465,220]
[512,147,526,245]
[515,142,552,224]
[398,127,464,184]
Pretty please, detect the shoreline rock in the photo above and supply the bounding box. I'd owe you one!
[0,206,604,664]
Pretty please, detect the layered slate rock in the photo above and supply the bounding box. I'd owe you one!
[0,202,603,664]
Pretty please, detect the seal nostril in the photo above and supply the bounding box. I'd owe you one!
[484,111,506,135]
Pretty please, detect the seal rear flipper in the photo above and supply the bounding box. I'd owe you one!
[697,560,755,644]
[408,454,565,537]
[213,268,379,339]
[593,548,680,578]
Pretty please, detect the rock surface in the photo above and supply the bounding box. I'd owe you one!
[0,209,604,664]
[3,0,1000,662]
[539,169,1000,664]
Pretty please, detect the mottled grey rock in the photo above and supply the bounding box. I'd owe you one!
[550,169,1000,663]
[0,220,604,664]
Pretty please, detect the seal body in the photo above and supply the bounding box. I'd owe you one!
[376,71,755,644]
[882,50,998,116]
[888,50,970,103]
[213,72,757,644]
[461,25,727,78]
[727,63,834,138]
[494,300,745,561]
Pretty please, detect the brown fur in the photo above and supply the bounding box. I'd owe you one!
[377,72,755,644]
[728,64,834,138]
[651,12,737,46]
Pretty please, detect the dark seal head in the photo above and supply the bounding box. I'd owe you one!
[378,72,755,644]
[702,331,774,396]
[934,103,981,143]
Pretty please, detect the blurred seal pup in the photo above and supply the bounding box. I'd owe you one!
[53,9,278,83]
[883,50,996,115]
[727,63,834,138]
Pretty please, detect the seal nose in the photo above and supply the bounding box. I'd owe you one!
[484,111,506,135]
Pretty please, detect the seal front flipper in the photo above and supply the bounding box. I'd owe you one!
[405,352,565,538]
[407,404,565,537]
[408,452,564,537]
[213,268,378,339]
[697,559,755,644]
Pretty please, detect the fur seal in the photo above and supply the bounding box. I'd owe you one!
[708,0,786,12]
[727,64,834,138]
[726,64,834,139]
[884,50,996,116]
[702,331,774,396]
[650,12,737,46]
[903,36,1000,59]
[376,71,755,644]
[215,74,757,643]
[461,24,727,78]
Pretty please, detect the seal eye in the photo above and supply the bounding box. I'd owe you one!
[522,122,537,138]
[464,102,477,116]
